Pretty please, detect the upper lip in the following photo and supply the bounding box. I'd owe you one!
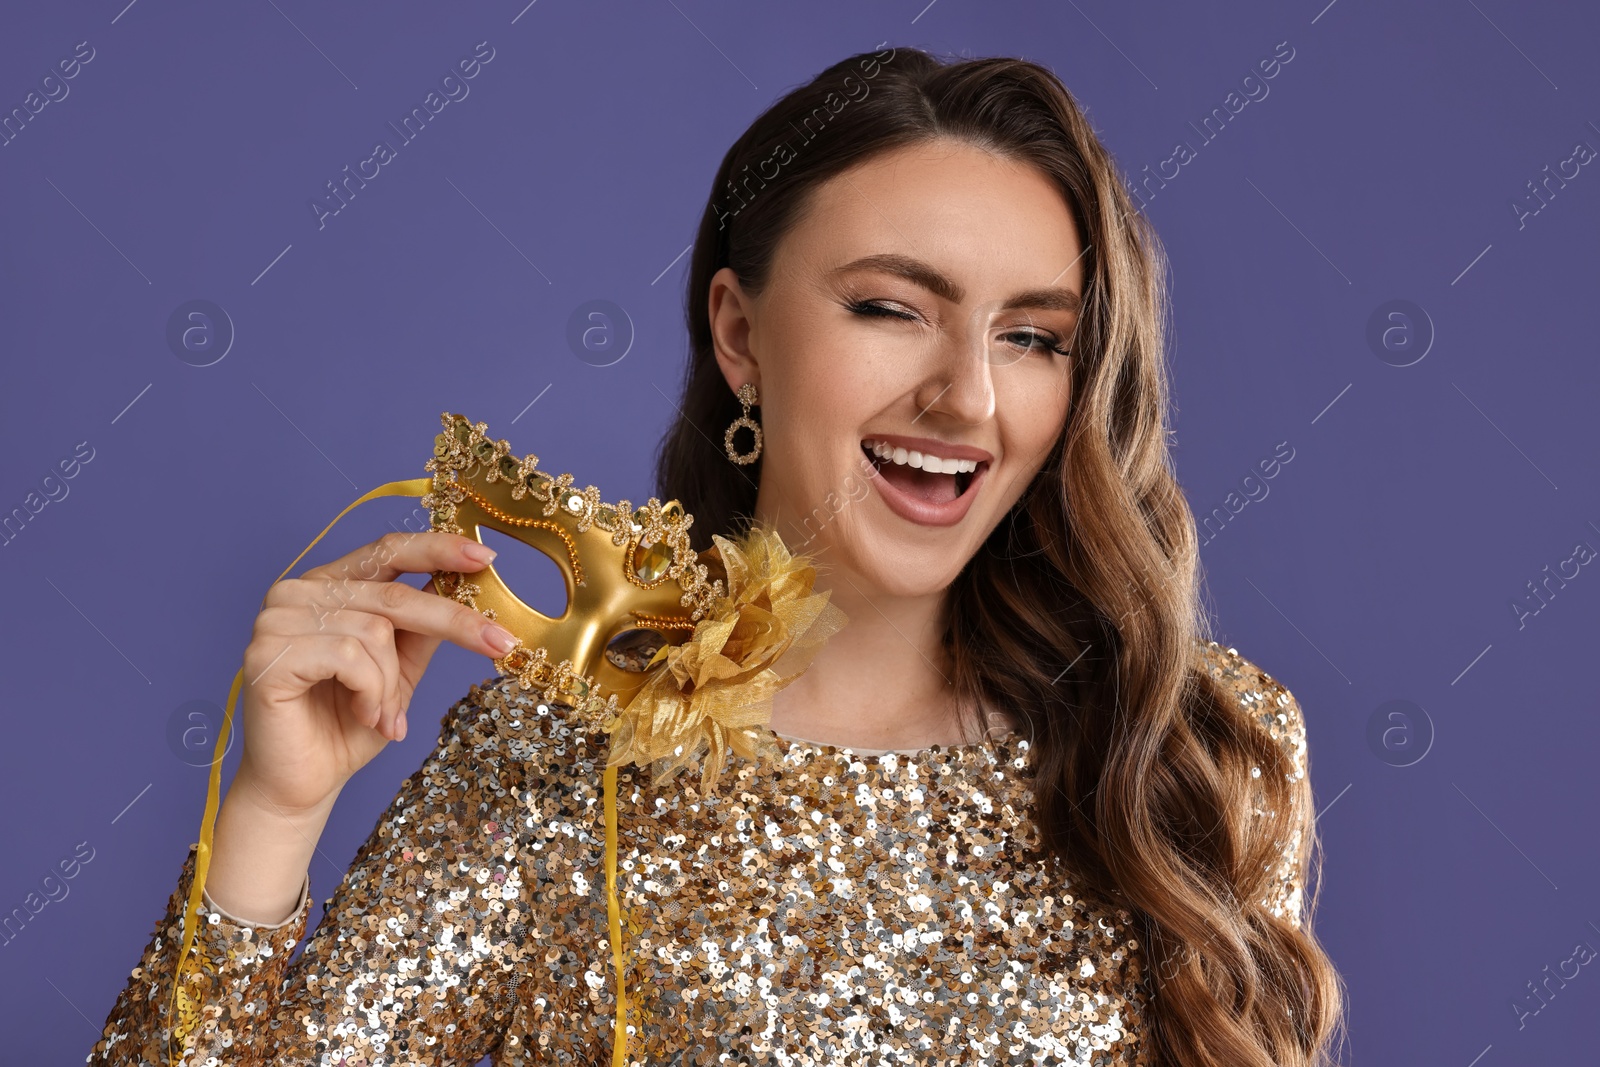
[861,433,993,465]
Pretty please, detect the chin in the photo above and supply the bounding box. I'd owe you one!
[831,525,974,599]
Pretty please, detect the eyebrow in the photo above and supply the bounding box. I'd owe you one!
[828,252,1082,314]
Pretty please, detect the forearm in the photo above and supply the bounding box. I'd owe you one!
[204,769,337,925]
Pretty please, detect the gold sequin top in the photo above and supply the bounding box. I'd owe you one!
[88,640,1309,1066]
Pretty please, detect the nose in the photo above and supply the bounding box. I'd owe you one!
[913,306,997,425]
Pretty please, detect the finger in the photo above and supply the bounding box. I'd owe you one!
[244,632,387,733]
[391,576,447,742]
[265,573,515,664]
[297,530,497,588]
[394,575,446,675]
[259,604,404,740]
[322,635,390,736]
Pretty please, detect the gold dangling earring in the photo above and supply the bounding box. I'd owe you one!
[724,383,763,465]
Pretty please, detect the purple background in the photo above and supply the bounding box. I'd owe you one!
[3,1,1597,1062]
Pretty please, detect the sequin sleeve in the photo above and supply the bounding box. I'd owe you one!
[88,679,544,1066]
[1198,642,1312,931]
[1260,671,1311,931]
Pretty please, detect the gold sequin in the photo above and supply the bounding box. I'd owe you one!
[88,639,1307,1065]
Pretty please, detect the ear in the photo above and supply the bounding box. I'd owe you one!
[707,266,761,395]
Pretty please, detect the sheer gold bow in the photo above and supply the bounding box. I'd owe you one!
[602,526,847,793]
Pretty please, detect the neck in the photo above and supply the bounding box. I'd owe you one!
[767,546,975,752]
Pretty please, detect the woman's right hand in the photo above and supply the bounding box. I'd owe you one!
[231,530,520,819]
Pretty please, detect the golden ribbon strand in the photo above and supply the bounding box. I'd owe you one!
[167,477,435,1064]
[598,522,845,1064]
[167,460,844,1067]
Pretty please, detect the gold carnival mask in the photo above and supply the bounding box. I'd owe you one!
[423,411,719,714]
[170,411,846,1067]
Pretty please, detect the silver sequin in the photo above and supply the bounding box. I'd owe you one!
[89,639,1307,1065]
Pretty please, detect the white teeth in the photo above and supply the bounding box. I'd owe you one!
[863,439,979,474]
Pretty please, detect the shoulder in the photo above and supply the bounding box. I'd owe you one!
[1192,638,1307,783]
[1194,639,1313,927]
[428,672,612,802]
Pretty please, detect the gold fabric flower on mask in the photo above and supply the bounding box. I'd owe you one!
[602,524,847,793]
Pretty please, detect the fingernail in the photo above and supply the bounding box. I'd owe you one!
[463,542,497,564]
[484,622,518,655]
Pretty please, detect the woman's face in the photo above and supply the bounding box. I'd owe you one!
[708,137,1082,599]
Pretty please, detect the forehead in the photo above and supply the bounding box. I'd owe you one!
[778,138,1084,293]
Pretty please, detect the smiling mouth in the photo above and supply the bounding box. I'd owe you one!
[861,440,987,505]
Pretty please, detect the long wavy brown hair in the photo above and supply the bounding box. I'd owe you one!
[654,45,1345,1067]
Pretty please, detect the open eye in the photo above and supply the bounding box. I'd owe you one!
[605,628,667,672]
[997,327,1070,356]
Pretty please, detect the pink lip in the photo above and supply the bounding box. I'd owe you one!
[862,433,994,464]
[860,442,990,528]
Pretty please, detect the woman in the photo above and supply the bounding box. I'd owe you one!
[91,45,1344,1066]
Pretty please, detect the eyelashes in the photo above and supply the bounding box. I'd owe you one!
[847,299,915,321]
[845,299,1070,357]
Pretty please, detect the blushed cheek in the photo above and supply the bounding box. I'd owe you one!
[1001,367,1071,468]
[757,336,877,518]
[787,329,900,434]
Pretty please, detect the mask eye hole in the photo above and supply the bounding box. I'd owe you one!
[605,628,667,672]
[475,527,570,617]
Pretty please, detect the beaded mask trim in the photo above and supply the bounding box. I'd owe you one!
[421,411,723,722]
